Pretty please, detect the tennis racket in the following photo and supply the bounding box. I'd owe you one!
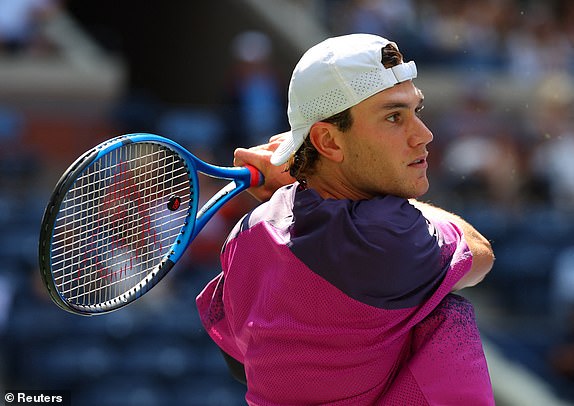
[38,133,263,316]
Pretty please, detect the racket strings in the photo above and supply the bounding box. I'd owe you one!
[50,183,189,266]
[51,212,187,273]
[53,151,186,225]
[52,220,185,285]
[50,143,192,307]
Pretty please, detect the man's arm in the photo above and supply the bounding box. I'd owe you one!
[409,200,495,291]
[234,136,494,290]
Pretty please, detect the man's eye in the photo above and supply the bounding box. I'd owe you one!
[386,113,400,123]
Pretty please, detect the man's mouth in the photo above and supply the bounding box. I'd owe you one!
[409,154,428,167]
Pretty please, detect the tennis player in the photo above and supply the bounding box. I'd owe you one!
[197,33,495,405]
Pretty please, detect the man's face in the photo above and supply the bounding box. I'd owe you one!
[337,81,433,199]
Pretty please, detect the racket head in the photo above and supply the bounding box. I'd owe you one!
[38,134,199,315]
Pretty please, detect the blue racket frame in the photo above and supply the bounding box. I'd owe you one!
[39,133,263,315]
[121,133,260,265]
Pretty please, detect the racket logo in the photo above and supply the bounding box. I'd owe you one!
[167,195,181,211]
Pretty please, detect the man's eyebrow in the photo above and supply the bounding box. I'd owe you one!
[380,97,425,110]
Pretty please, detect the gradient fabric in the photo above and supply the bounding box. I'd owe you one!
[197,184,493,405]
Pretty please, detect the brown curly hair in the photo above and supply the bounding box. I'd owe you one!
[287,43,404,184]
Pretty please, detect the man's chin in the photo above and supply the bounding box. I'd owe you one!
[406,182,430,199]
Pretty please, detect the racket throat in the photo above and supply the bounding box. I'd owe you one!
[195,181,237,227]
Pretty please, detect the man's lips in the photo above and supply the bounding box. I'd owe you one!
[408,154,428,167]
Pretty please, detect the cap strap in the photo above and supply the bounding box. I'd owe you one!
[390,61,417,82]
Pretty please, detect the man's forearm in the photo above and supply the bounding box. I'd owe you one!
[409,199,495,290]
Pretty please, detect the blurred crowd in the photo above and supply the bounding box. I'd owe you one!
[327,0,574,75]
[0,0,61,56]
[1,0,574,403]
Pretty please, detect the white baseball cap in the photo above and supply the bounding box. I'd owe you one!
[270,33,417,166]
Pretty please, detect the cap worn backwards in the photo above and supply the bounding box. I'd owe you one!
[271,33,417,166]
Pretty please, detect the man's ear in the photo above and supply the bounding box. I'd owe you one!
[308,123,344,163]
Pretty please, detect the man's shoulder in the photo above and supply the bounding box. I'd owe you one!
[226,183,298,241]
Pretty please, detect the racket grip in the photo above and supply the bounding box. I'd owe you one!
[245,164,265,187]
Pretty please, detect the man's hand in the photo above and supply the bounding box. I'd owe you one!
[234,134,296,201]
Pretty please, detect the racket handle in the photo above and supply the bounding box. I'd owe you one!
[245,164,265,187]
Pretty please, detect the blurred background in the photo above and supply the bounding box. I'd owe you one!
[1,0,574,404]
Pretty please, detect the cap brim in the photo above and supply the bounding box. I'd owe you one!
[270,129,307,166]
